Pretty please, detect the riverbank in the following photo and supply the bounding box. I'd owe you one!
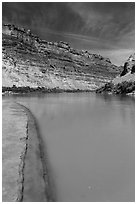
[2,101,55,202]
[96,81,135,95]
[19,104,55,202]
[2,101,28,201]
[2,85,95,96]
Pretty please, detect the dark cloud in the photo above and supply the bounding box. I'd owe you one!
[2,2,135,65]
[2,2,84,32]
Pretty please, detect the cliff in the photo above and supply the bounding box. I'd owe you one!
[2,24,120,92]
[96,54,135,95]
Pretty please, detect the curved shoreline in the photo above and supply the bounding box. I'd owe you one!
[16,103,55,202]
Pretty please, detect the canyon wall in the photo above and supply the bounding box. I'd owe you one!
[2,24,121,92]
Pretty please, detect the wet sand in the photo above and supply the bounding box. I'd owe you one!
[2,101,28,201]
[2,101,54,202]
[19,104,55,202]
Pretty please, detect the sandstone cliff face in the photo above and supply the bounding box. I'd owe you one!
[2,24,120,91]
[120,54,135,76]
[96,54,135,95]
[113,53,135,85]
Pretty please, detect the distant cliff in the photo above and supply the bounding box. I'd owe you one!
[96,54,135,95]
[2,24,121,93]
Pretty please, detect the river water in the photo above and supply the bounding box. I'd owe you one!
[2,93,135,202]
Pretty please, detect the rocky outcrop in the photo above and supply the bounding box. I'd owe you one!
[96,54,135,95]
[96,81,135,95]
[2,24,120,92]
[120,54,135,76]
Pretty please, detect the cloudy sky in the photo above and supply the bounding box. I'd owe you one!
[2,2,135,65]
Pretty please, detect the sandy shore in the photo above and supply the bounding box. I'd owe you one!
[2,101,28,201]
[2,101,54,202]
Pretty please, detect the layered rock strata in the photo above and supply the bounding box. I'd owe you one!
[96,54,135,95]
[2,24,120,92]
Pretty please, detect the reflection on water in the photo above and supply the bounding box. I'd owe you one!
[3,93,135,202]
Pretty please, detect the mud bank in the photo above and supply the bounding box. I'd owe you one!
[2,101,28,202]
[17,103,55,202]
